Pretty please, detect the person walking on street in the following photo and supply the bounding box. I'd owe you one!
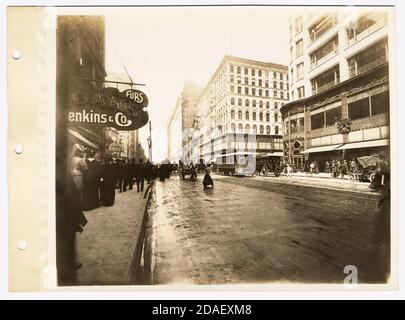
[203,166,214,188]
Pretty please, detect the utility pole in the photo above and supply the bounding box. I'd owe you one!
[147,120,152,163]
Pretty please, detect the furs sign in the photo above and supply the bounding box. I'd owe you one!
[68,87,149,131]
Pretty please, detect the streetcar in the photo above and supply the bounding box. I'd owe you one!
[215,152,256,176]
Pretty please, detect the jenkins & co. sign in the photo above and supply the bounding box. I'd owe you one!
[68,87,149,131]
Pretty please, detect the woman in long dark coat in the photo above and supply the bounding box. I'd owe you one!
[100,159,118,206]
[82,159,101,211]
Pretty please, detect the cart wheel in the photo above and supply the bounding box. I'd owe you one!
[348,173,356,182]
[369,172,376,183]
[274,171,280,177]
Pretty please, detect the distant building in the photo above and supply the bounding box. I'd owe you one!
[167,81,203,164]
[281,9,390,169]
[196,55,288,163]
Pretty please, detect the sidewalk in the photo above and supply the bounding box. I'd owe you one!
[215,173,379,196]
[75,187,148,285]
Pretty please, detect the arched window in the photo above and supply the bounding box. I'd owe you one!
[238,123,243,133]
[237,66,241,74]
[231,97,235,105]
[253,112,257,121]
[266,101,270,108]
[253,124,257,133]
[231,110,235,120]
[274,102,278,109]
[238,110,242,120]
[259,101,263,108]
[245,111,249,120]
[252,69,256,76]
[244,67,248,75]
[266,113,270,122]
[266,125,271,134]
[275,113,278,122]
[230,65,234,73]
[238,98,242,106]
[275,126,279,135]
[245,124,250,133]
[253,100,257,107]
[260,125,264,134]
[245,99,250,107]
[258,70,262,77]
[231,123,236,132]
[259,112,263,121]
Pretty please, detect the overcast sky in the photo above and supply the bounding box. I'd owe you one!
[59,6,292,162]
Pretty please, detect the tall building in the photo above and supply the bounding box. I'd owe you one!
[196,55,288,163]
[167,97,182,163]
[167,81,203,164]
[57,16,106,154]
[56,15,106,285]
[281,9,391,168]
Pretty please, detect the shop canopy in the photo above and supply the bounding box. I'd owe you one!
[258,152,284,157]
[301,144,342,154]
[68,129,99,150]
[335,139,389,150]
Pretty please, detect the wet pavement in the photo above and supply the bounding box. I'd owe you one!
[149,174,390,285]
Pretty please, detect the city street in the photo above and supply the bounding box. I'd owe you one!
[148,174,389,285]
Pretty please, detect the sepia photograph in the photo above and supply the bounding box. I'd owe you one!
[31,5,395,287]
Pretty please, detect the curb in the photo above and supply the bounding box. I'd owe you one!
[127,181,154,284]
[219,174,380,197]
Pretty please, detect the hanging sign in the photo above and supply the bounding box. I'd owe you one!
[123,89,149,108]
[68,87,149,131]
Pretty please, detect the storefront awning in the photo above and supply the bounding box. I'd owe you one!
[336,139,390,151]
[263,152,284,157]
[301,144,342,154]
[68,129,99,150]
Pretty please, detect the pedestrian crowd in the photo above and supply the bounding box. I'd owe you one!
[58,143,175,284]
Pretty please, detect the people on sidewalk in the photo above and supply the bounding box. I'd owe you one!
[136,159,146,192]
[324,160,331,173]
[57,144,88,285]
[82,154,102,211]
[286,163,293,177]
[70,144,88,205]
[100,158,118,206]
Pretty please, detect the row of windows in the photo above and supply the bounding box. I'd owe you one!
[230,87,288,99]
[290,38,388,98]
[229,76,288,90]
[309,91,389,130]
[229,65,287,81]
[230,97,284,109]
[230,123,280,135]
[230,110,280,122]
[291,12,386,55]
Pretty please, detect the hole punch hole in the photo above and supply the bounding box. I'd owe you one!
[12,49,21,60]
[15,144,23,154]
[18,241,27,251]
